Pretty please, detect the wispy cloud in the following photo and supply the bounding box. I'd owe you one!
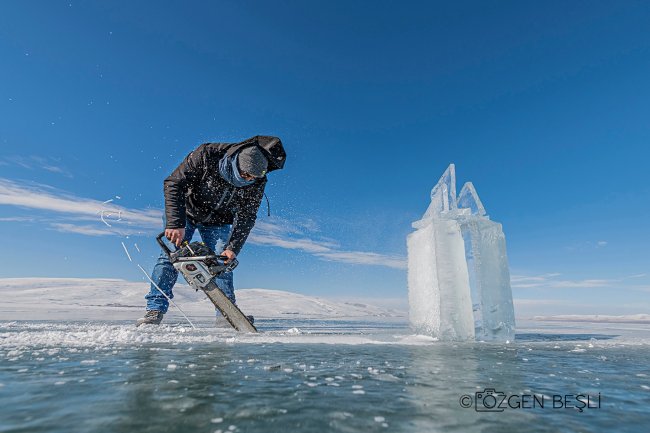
[248,232,333,254]
[564,240,611,252]
[0,178,405,269]
[510,273,561,286]
[511,272,650,291]
[249,217,407,268]
[249,228,407,269]
[49,223,117,236]
[0,178,161,235]
[0,155,73,177]
[316,251,406,269]
[511,274,611,289]
[513,299,569,307]
[0,216,37,222]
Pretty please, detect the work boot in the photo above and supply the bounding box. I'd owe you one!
[136,310,164,326]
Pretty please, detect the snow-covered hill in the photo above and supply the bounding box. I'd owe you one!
[0,278,406,321]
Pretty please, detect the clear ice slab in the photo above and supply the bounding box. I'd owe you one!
[407,164,516,342]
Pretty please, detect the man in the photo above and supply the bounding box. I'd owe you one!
[137,135,286,326]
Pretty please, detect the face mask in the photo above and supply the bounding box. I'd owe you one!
[218,153,255,187]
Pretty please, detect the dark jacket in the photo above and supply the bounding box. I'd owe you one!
[163,136,286,255]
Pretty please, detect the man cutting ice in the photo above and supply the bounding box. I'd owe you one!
[136,136,286,326]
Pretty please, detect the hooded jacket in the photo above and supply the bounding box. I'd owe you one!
[163,136,286,255]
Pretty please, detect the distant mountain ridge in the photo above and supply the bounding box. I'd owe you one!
[0,277,406,321]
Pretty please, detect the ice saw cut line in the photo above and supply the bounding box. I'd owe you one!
[156,232,258,333]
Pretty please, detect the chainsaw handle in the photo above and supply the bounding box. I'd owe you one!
[217,256,239,271]
[156,232,238,271]
[156,231,175,257]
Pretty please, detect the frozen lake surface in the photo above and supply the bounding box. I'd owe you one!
[1,319,649,433]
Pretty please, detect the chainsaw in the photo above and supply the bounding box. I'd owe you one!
[156,232,257,332]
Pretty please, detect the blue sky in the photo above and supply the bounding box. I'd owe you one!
[1,0,649,315]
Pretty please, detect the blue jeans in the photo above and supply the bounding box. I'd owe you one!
[145,220,236,314]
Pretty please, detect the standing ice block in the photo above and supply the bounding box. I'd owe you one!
[407,218,475,340]
[408,165,516,342]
